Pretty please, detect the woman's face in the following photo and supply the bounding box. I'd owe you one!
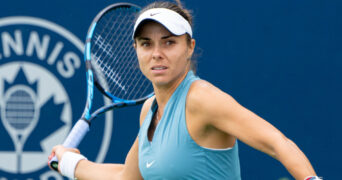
[134,21,195,87]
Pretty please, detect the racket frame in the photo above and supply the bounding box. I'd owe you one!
[49,3,154,171]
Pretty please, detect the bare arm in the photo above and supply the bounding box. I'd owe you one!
[189,80,317,180]
[74,137,142,180]
[49,97,155,179]
[49,134,142,180]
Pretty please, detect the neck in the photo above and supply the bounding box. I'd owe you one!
[153,69,190,114]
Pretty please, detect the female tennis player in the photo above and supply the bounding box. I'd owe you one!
[49,1,321,179]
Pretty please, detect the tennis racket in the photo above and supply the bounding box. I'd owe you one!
[49,3,153,171]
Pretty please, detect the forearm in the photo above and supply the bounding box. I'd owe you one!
[274,137,317,180]
[75,160,124,180]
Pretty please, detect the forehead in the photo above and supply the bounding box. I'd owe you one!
[135,20,172,38]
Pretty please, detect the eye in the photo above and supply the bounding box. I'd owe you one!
[140,41,150,47]
[165,40,175,46]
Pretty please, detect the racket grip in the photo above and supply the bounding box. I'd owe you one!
[49,119,90,171]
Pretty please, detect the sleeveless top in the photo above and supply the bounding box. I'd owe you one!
[138,71,241,180]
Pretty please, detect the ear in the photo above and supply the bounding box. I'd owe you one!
[133,42,137,50]
[188,38,196,58]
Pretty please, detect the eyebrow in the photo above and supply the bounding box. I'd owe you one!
[136,34,175,41]
[161,35,175,39]
[136,37,150,41]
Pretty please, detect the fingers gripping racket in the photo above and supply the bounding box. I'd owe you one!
[49,3,153,171]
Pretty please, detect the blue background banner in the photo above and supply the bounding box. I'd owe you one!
[0,0,340,179]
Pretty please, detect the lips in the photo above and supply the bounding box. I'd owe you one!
[151,65,167,70]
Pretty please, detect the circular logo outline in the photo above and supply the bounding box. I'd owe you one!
[0,16,113,166]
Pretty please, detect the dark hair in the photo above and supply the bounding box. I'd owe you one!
[135,0,197,72]
[141,1,193,26]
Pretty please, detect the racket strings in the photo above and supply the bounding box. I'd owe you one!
[100,10,135,81]
[91,7,153,101]
[93,10,132,93]
[93,54,126,92]
[103,11,136,95]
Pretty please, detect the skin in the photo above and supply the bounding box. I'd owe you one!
[133,21,195,127]
[49,21,318,180]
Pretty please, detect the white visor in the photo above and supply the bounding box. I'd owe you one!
[133,8,193,38]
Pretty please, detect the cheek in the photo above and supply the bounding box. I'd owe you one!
[137,58,147,72]
[136,51,146,64]
[137,54,150,74]
[137,47,151,58]
[173,49,189,66]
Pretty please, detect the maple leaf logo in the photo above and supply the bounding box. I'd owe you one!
[0,67,65,152]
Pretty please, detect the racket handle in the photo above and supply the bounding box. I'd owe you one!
[49,119,90,171]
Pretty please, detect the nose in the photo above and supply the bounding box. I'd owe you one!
[152,45,162,60]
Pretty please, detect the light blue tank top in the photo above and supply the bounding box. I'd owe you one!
[138,71,241,180]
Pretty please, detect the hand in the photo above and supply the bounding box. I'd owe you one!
[48,145,81,171]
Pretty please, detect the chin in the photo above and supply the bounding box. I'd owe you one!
[152,78,169,86]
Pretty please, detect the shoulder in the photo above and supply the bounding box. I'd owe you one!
[186,80,238,122]
[187,80,234,107]
[139,96,155,126]
[188,79,231,96]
